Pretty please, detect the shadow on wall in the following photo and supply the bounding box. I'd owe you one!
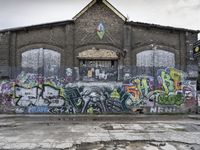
[0,67,198,114]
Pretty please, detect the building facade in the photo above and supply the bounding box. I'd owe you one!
[0,0,199,114]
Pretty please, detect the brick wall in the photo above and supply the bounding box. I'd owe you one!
[0,0,198,79]
[0,32,10,77]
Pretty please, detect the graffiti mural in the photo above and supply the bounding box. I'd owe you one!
[198,93,200,107]
[0,80,15,112]
[182,81,197,110]
[122,67,197,113]
[14,85,65,107]
[0,67,198,114]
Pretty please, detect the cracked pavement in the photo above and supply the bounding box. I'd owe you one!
[0,115,200,149]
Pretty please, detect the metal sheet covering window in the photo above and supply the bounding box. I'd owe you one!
[135,49,175,76]
[136,50,175,67]
[21,48,61,76]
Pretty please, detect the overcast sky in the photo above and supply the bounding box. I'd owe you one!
[0,0,200,32]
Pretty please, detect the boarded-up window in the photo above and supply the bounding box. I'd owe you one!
[136,50,175,67]
[21,48,60,76]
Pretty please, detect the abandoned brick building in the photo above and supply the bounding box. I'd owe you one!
[0,0,199,81]
[0,0,200,114]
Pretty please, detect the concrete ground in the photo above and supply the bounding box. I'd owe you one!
[0,115,200,150]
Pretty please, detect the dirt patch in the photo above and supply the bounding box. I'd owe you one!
[100,123,114,130]
[0,124,17,128]
[70,141,200,150]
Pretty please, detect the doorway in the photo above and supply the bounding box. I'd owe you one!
[79,59,118,81]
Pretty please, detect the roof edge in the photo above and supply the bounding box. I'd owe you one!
[126,21,200,33]
[102,0,127,21]
[73,0,97,20]
[1,20,199,34]
[0,20,74,33]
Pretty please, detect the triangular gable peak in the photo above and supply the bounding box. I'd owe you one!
[73,0,127,21]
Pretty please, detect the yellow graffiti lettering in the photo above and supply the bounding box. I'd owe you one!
[161,71,174,94]
[169,68,182,91]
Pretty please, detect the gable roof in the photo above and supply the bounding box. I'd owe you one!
[73,0,127,21]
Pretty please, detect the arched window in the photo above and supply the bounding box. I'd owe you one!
[136,50,175,67]
[21,48,61,76]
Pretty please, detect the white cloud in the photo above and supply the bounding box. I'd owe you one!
[0,0,199,31]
